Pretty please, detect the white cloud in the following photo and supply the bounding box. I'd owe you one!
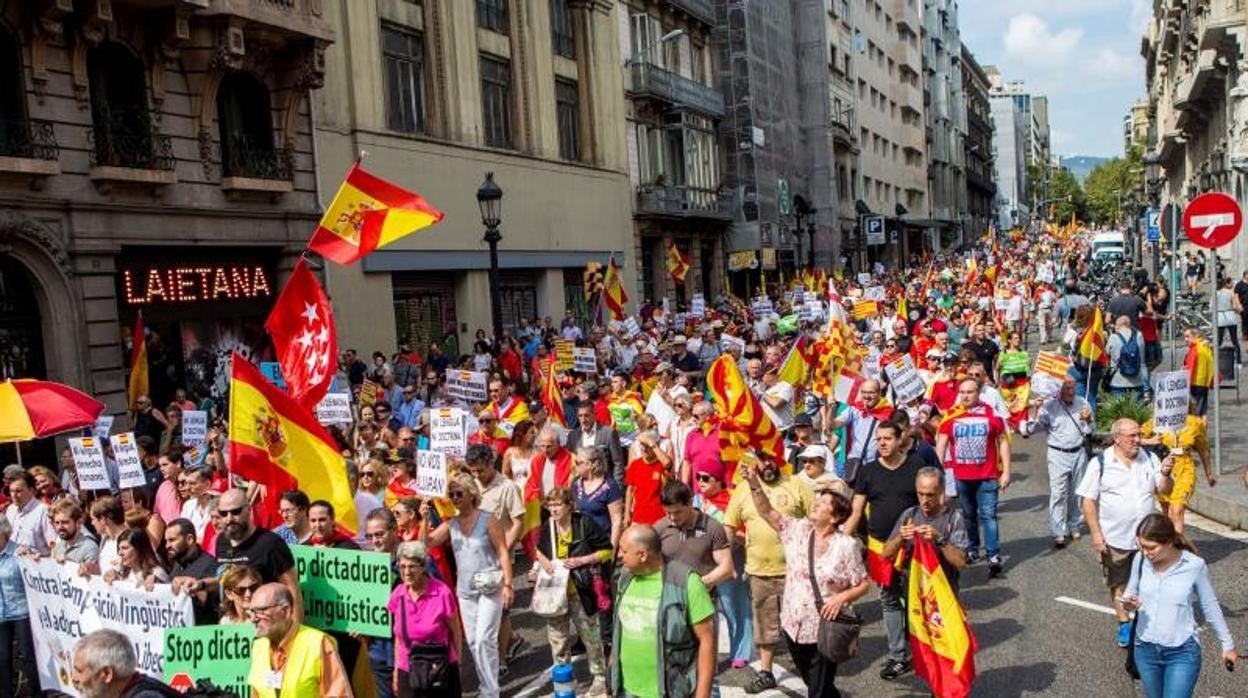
[1086,47,1143,81]
[1002,14,1084,70]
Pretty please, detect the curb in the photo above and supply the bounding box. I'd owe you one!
[1187,487,1248,531]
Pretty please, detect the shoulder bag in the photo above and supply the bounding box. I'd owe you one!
[401,595,452,690]
[807,531,862,662]
[1124,555,1144,680]
[531,519,571,618]
[843,417,878,486]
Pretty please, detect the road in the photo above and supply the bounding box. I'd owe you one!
[489,426,1248,697]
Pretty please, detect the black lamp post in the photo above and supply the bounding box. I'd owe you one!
[477,172,504,341]
[1142,152,1163,278]
[806,219,816,268]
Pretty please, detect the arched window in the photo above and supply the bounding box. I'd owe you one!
[0,24,30,157]
[217,72,282,179]
[87,42,162,168]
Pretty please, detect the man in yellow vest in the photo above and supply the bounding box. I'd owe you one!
[248,583,353,698]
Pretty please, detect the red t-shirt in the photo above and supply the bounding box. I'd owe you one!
[937,404,1006,481]
[1139,314,1159,343]
[929,379,960,412]
[624,457,667,525]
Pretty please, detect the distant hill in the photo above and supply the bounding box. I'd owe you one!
[1061,156,1111,184]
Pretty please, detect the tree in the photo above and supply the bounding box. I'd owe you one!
[1045,167,1087,223]
[1083,145,1143,226]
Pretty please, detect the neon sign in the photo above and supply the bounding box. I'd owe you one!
[122,265,273,305]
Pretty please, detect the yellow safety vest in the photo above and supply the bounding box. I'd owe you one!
[248,625,333,698]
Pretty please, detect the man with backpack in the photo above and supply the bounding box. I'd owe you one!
[1107,279,1146,330]
[1106,315,1149,400]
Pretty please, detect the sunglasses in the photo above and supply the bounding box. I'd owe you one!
[218,506,246,518]
[448,491,465,500]
[696,473,716,482]
[232,583,260,596]
[361,471,378,477]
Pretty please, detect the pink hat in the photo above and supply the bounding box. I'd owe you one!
[698,458,727,483]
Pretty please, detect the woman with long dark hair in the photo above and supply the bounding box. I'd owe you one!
[1122,514,1237,698]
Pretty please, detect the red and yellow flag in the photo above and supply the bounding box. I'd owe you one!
[909,537,977,698]
[664,240,690,283]
[309,162,445,265]
[228,354,358,534]
[706,354,785,467]
[127,312,148,411]
[541,354,567,429]
[866,535,904,587]
[1186,336,1215,388]
[776,334,813,387]
[1077,307,1109,367]
[603,254,628,321]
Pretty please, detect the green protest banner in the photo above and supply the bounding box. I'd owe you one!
[293,546,393,637]
[164,624,254,696]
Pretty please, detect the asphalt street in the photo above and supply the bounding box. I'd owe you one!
[492,428,1248,698]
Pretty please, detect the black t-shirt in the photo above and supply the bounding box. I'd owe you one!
[1107,293,1146,328]
[214,528,295,583]
[173,547,220,625]
[853,453,923,540]
[1234,281,1248,308]
[963,339,999,374]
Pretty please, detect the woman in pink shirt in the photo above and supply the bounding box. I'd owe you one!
[388,540,463,697]
[683,402,728,484]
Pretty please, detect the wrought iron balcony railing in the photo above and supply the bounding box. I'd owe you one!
[223,135,293,181]
[0,118,59,161]
[636,184,732,220]
[87,108,174,171]
[628,62,725,119]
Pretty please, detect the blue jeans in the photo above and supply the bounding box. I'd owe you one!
[369,637,395,698]
[957,478,1000,558]
[1135,637,1201,698]
[1070,364,1103,412]
[719,556,753,664]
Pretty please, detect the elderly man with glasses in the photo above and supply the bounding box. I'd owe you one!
[246,583,354,698]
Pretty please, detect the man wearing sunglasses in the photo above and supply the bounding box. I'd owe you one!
[213,489,304,623]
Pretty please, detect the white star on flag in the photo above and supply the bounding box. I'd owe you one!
[301,302,319,325]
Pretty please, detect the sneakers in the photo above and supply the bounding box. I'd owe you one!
[1070,530,1083,541]
[987,555,1004,578]
[745,670,777,694]
[1117,620,1133,648]
[880,659,913,681]
[1052,537,1067,550]
[730,659,749,669]
[965,551,981,566]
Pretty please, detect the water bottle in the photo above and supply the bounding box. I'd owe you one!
[552,662,576,698]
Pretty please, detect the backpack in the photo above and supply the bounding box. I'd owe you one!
[1118,331,1142,378]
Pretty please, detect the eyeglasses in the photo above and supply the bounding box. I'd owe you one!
[218,506,246,518]
[360,471,378,478]
[245,603,287,618]
[696,473,716,483]
[232,583,260,596]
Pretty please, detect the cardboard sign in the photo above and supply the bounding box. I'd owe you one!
[68,437,111,491]
[445,370,488,402]
[864,285,886,301]
[181,410,208,448]
[573,347,597,374]
[292,547,393,637]
[690,293,706,318]
[751,297,774,318]
[416,450,449,498]
[429,408,468,459]
[623,316,642,337]
[1153,371,1190,433]
[554,339,575,371]
[885,355,926,404]
[164,625,254,698]
[857,273,872,285]
[93,415,115,439]
[109,432,146,490]
[358,379,379,407]
[315,392,353,426]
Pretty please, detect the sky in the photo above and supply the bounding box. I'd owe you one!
[959,0,1152,158]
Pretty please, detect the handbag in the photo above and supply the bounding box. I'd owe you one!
[590,566,613,612]
[807,531,862,662]
[470,569,504,595]
[1124,555,1144,680]
[843,417,878,486]
[401,596,452,690]
[531,520,571,618]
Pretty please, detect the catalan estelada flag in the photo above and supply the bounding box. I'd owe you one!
[228,354,358,534]
[126,312,148,411]
[909,536,977,698]
[1077,306,1110,367]
[664,240,690,283]
[603,254,628,321]
[706,354,785,468]
[309,162,444,265]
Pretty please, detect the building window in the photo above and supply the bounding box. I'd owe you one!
[87,42,169,169]
[0,25,33,158]
[477,0,508,34]
[555,79,580,161]
[218,72,284,179]
[480,55,513,148]
[550,0,575,58]
[383,25,426,134]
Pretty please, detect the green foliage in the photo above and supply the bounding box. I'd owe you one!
[1084,145,1144,226]
[1094,392,1153,434]
[1047,167,1087,222]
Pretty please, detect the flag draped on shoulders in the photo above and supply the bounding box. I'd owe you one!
[1186,337,1215,388]
[228,354,358,534]
[127,312,148,411]
[309,162,444,265]
[706,354,785,467]
[1077,307,1109,367]
[909,537,977,698]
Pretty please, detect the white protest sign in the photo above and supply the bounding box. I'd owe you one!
[864,285,886,301]
[1153,371,1190,433]
[623,316,642,337]
[690,294,706,318]
[429,408,468,459]
[797,302,813,321]
[93,415,114,438]
[315,392,353,426]
[573,347,597,374]
[720,334,746,353]
[21,557,194,695]
[885,355,927,404]
[857,273,872,285]
[68,437,111,491]
[415,450,449,498]
[181,410,208,448]
[109,432,146,490]
[445,370,488,402]
[804,291,818,305]
[751,297,774,317]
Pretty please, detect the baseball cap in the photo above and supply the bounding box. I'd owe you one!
[793,413,814,428]
[798,444,832,462]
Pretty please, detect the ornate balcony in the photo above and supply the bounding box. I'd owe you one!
[628,62,724,119]
[222,140,294,194]
[635,184,732,221]
[88,108,176,186]
[0,118,60,179]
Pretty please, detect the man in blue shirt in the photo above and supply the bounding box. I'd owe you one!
[395,385,425,430]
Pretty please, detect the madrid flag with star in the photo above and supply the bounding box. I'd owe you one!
[265,258,337,411]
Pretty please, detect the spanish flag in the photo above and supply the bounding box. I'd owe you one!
[866,535,904,587]
[228,354,358,534]
[126,312,148,412]
[603,254,628,321]
[308,162,445,265]
[1077,307,1109,367]
[706,355,785,467]
[664,240,691,283]
[909,537,977,698]
[1186,335,1215,388]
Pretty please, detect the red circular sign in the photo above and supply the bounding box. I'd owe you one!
[169,673,194,693]
[1182,192,1243,249]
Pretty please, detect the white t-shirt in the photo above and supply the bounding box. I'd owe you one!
[1075,448,1163,550]
[761,381,795,431]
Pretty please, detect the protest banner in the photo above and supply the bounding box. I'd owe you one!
[727,250,756,271]
[690,293,706,318]
[109,432,146,490]
[445,370,488,402]
[885,355,926,404]
[554,339,575,371]
[856,273,872,285]
[21,557,194,695]
[358,378,379,407]
[623,316,642,336]
[573,347,597,374]
[751,297,774,318]
[864,285,886,301]
[315,392,353,426]
[164,624,254,697]
[1153,371,1190,433]
[69,437,111,491]
[1032,351,1073,399]
[292,547,393,637]
[416,450,449,498]
[180,410,207,448]
[93,415,114,439]
[429,408,468,458]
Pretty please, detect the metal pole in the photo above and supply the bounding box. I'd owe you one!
[1168,205,1179,371]
[1212,265,1222,477]
[485,226,504,340]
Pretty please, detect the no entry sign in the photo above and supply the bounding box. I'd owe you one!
[1182,192,1243,249]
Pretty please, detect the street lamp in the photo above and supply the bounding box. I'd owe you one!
[477,172,504,341]
[1143,151,1163,277]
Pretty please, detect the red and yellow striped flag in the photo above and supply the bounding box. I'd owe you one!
[1077,307,1109,367]
[706,354,785,466]
[909,536,978,697]
[127,312,148,411]
[664,240,690,283]
[603,254,628,321]
[541,354,566,428]
[228,354,358,533]
[866,534,904,587]
[309,162,445,265]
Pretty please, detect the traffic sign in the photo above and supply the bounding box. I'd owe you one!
[1147,209,1160,242]
[1182,192,1243,249]
[865,215,885,245]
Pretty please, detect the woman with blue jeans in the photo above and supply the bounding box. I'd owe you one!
[0,518,33,698]
[693,462,753,668]
[1123,514,1237,697]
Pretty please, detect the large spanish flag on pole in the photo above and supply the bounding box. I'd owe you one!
[309,162,445,265]
[126,312,148,411]
[603,254,629,321]
[228,354,358,534]
[1077,306,1110,367]
[908,537,977,698]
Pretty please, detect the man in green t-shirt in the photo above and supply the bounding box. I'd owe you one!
[613,525,716,698]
